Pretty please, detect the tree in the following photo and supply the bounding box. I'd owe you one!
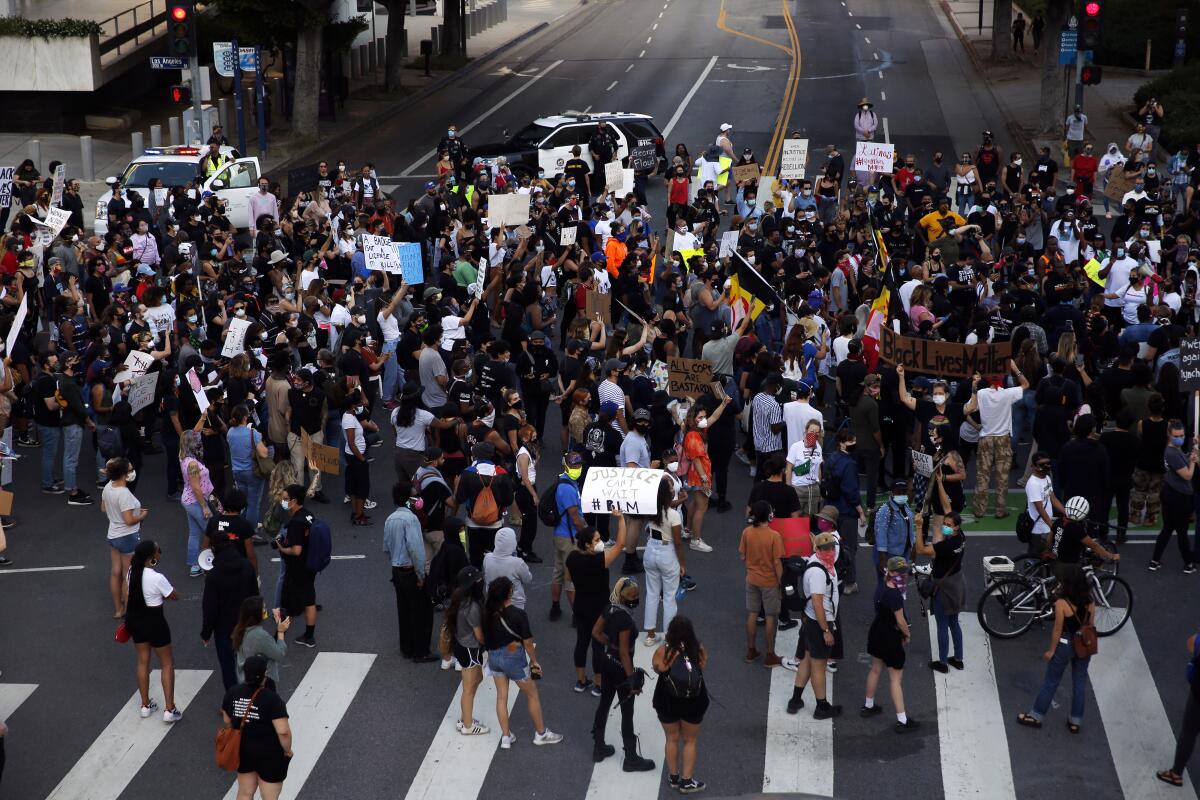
[442,0,464,57]
[1038,0,1072,136]
[991,0,1014,63]
[377,0,407,91]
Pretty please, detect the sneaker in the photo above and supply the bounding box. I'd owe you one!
[1149,561,1162,572]
[826,661,839,673]
[16,434,38,448]
[895,718,921,733]
[680,527,693,541]
[842,583,859,595]
[689,539,713,553]
[680,574,698,592]
[735,450,752,465]
[590,684,602,697]
[678,778,707,794]
[668,774,682,790]
[786,697,805,714]
[764,654,783,668]
[163,707,182,723]
[643,632,660,647]
[440,657,454,671]
[455,719,490,736]
[549,604,563,621]
[522,551,543,564]
[363,499,377,510]
[41,485,66,495]
[343,495,351,504]
[295,635,317,648]
[778,618,798,631]
[67,491,93,506]
[860,704,884,717]
[756,615,766,626]
[139,700,159,718]
[533,729,563,745]
[781,657,800,672]
[573,679,594,693]
[189,566,202,578]
[351,515,373,527]
[929,660,949,673]
[0,556,11,567]
[813,702,843,720]
[947,657,965,670]
[500,733,516,749]
[1186,563,1198,575]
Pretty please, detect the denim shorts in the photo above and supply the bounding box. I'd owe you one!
[487,646,530,681]
[108,532,140,555]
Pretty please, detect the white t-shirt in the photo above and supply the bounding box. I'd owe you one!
[1121,284,1147,325]
[342,412,366,455]
[540,264,557,289]
[1025,474,1053,534]
[648,507,683,544]
[517,445,538,485]
[390,407,433,450]
[899,278,922,315]
[1103,257,1136,308]
[783,401,823,452]
[1064,113,1088,141]
[976,386,1023,437]
[802,555,838,621]
[131,567,173,607]
[377,310,401,343]
[103,483,141,539]
[785,440,823,487]
[440,315,467,351]
[300,267,320,290]
[831,334,851,365]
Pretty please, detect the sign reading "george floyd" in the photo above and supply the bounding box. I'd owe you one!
[879,329,1011,378]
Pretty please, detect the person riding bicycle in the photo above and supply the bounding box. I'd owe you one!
[1045,496,1120,581]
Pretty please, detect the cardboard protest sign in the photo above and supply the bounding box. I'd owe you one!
[487,193,531,228]
[301,429,341,475]
[5,297,27,355]
[1180,339,1200,392]
[0,166,13,208]
[185,367,210,412]
[559,224,578,247]
[911,449,934,478]
[114,350,154,383]
[732,163,760,183]
[629,144,657,172]
[605,161,634,195]
[50,164,66,206]
[719,230,739,259]
[879,328,1011,379]
[128,372,159,413]
[758,175,777,202]
[853,141,895,174]
[397,242,423,284]
[1104,169,1135,202]
[362,233,401,273]
[42,206,70,237]
[221,317,252,358]
[667,356,714,398]
[579,467,665,515]
[585,290,611,326]
[144,305,175,338]
[779,138,809,179]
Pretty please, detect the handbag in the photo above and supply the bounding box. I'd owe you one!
[215,687,262,771]
[1072,605,1099,658]
[918,538,964,599]
[114,622,131,643]
[251,430,275,480]
[1015,510,1034,544]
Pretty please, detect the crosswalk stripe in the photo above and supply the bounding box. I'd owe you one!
[0,683,37,720]
[585,645,665,799]
[46,669,212,800]
[926,616,1016,800]
[222,652,375,800]
[762,626,833,797]
[405,665,520,799]
[1090,621,1196,799]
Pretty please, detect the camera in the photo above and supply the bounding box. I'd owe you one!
[269,537,281,550]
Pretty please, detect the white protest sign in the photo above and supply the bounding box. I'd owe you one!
[50,164,66,206]
[0,166,12,208]
[185,367,210,412]
[128,372,158,413]
[473,257,487,297]
[559,224,578,247]
[486,193,530,228]
[153,187,168,208]
[579,467,665,515]
[221,317,252,357]
[853,141,895,174]
[779,138,809,180]
[911,449,934,478]
[362,233,401,273]
[120,350,154,379]
[5,298,27,355]
[719,230,739,259]
[145,305,175,338]
[605,161,634,195]
[42,206,70,237]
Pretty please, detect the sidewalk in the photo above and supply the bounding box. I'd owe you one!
[0,0,582,230]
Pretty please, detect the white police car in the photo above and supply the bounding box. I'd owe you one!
[93,145,262,235]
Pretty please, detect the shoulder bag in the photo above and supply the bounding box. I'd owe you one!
[215,687,263,771]
[1072,604,1099,658]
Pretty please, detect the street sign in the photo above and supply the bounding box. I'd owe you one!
[214,42,258,77]
[238,48,259,72]
[150,56,187,70]
[1059,30,1078,64]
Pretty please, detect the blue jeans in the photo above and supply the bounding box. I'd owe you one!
[1030,639,1090,724]
[1010,388,1036,452]
[380,339,400,402]
[38,424,61,488]
[233,469,264,528]
[932,592,963,663]
[62,424,83,492]
[642,538,680,632]
[183,501,207,568]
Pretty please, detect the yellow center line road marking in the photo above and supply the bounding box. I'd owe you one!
[765,0,801,173]
[717,0,792,55]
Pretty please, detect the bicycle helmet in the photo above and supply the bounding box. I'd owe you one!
[1064,496,1090,521]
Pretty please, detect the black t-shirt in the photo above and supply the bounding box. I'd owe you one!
[221,684,288,756]
[283,508,313,575]
[582,421,622,468]
[601,602,637,652]
[397,330,422,373]
[206,514,254,549]
[33,373,61,427]
[836,360,868,405]
[931,532,965,579]
[747,480,801,518]
[483,604,533,650]
[915,398,963,451]
[565,550,608,612]
[338,349,366,382]
[288,387,325,435]
[1049,518,1086,563]
[446,377,474,411]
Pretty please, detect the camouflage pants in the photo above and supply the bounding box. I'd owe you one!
[1130,468,1163,523]
[973,435,1013,518]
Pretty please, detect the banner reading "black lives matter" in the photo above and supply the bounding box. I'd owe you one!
[879,328,1011,378]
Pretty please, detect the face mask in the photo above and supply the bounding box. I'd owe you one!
[566,466,583,480]
[624,596,640,610]
[931,393,946,405]
[696,417,709,429]
[816,548,837,569]
[126,469,138,483]
[280,500,290,511]
[354,315,365,325]
[235,308,246,318]
[482,411,496,427]
[888,572,908,592]
[893,495,908,506]
[665,461,679,473]
[1172,436,1186,447]
[747,199,756,207]
[804,431,819,448]
[942,525,955,537]
[1016,237,1026,245]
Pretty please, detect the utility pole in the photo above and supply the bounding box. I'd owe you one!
[232,38,246,155]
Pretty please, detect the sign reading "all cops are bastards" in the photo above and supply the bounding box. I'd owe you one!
[879,328,1011,379]
[1180,338,1200,392]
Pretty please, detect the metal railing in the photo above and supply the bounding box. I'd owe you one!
[97,0,168,58]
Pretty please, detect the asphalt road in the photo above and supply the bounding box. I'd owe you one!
[3,0,1198,799]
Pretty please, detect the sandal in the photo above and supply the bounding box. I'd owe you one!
[1157,770,1184,787]
[1066,722,1080,734]
[1016,713,1042,729]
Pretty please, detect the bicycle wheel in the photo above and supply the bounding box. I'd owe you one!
[1013,554,1056,583]
[977,575,1043,638]
[1091,573,1133,636]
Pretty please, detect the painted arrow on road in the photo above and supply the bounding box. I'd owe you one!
[725,63,774,71]
[490,66,541,77]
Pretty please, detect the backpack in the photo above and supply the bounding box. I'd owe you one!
[538,476,571,528]
[1071,604,1099,659]
[471,474,501,525]
[305,518,333,573]
[783,557,835,612]
[820,451,843,503]
[97,425,124,460]
[674,439,692,482]
[663,647,705,700]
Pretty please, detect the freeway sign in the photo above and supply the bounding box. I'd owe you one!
[149,56,187,70]
[1059,30,1078,64]
[214,42,259,77]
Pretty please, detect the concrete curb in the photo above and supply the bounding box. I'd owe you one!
[938,0,1037,158]
[266,15,563,178]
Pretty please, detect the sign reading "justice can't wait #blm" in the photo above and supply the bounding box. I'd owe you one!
[579,467,664,515]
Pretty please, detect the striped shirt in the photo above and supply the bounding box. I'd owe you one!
[751,391,783,453]
[597,379,626,438]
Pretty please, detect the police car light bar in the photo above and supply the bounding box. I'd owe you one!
[143,149,162,155]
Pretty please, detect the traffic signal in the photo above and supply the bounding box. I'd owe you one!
[1080,0,1103,51]
[169,84,192,103]
[166,1,196,58]
[1081,65,1103,85]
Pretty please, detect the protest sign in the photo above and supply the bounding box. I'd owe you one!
[585,290,611,326]
[397,242,423,284]
[667,357,714,398]
[911,449,934,478]
[362,234,401,273]
[222,317,252,358]
[301,429,342,475]
[719,230,739,259]
[879,328,1011,379]
[853,141,895,174]
[487,193,531,228]
[1103,169,1135,202]
[5,297,27,355]
[579,467,665,515]
[145,305,175,338]
[42,206,70,237]
[758,175,776,201]
[287,162,321,195]
[629,144,658,172]
[559,224,578,246]
[779,138,809,179]
[1180,339,1200,392]
[50,164,66,206]
[605,161,634,195]
[0,166,12,208]
[128,372,159,413]
[185,367,210,412]
[115,350,154,382]
[732,163,760,183]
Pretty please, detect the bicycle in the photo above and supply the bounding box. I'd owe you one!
[977,549,1133,639]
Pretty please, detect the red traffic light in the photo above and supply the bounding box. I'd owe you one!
[1084,1,1101,15]
[170,5,188,20]
[169,85,192,103]
[1081,65,1103,85]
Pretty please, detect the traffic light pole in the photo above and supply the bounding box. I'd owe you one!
[232,38,247,155]
[1074,48,1085,110]
[189,55,204,144]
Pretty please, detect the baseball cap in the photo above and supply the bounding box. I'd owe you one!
[456,565,483,589]
[530,330,549,344]
[299,366,319,384]
[633,408,652,421]
[565,451,584,466]
[720,123,733,131]
[600,400,620,417]
[813,532,838,549]
[864,374,881,387]
[423,286,443,301]
[887,556,909,573]
[424,181,436,190]
[604,358,625,374]
[891,479,908,493]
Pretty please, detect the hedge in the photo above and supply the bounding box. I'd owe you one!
[0,18,102,38]
[1135,65,1200,152]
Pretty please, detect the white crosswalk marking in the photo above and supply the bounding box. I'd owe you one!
[47,669,211,800]
[0,682,37,720]
[1090,621,1196,799]
[222,652,375,800]
[405,666,520,799]
[927,615,1016,800]
[585,645,664,799]
[762,626,833,797]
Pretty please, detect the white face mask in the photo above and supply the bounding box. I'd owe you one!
[482,411,496,427]
[697,417,709,429]
[280,500,290,511]
[235,308,246,318]
[126,469,138,483]
[666,461,679,473]
[931,393,946,405]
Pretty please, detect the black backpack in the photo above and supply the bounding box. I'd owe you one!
[663,647,704,700]
[784,557,835,613]
[820,451,843,503]
[538,476,572,528]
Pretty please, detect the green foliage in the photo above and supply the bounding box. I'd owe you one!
[207,0,330,49]
[324,16,369,53]
[0,17,102,38]
[1135,64,1200,151]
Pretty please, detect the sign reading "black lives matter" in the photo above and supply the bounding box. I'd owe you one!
[879,329,1011,379]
